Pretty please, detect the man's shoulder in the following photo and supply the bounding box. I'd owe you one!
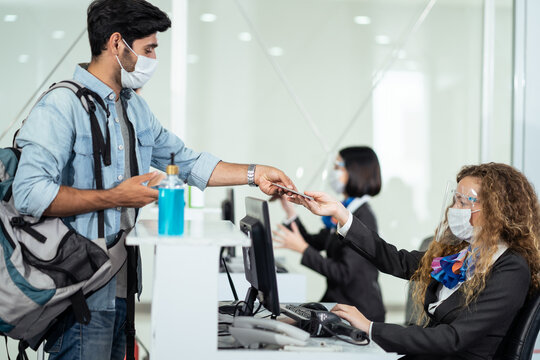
[19,83,90,138]
[34,85,82,111]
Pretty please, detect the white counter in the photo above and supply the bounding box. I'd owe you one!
[127,219,398,359]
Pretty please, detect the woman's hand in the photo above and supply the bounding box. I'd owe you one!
[287,191,349,226]
[272,222,308,253]
[331,304,371,334]
[279,195,297,219]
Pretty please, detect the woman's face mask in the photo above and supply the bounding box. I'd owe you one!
[447,207,480,242]
[116,39,158,89]
[329,168,346,194]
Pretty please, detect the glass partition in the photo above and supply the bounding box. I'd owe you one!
[184,0,514,306]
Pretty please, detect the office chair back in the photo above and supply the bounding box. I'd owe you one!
[494,290,540,360]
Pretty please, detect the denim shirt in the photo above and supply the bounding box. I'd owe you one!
[13,64,221,310]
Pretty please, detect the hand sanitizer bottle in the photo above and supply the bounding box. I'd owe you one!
[158,153,184,235]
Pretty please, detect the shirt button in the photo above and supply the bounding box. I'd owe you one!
[115,118,120,123]
[117,175,123,181]
[118,145,124,150]
[109,94,115,100]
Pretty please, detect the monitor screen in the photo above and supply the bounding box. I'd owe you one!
[221,188,235,224]
[238,197,280,318]
[220,189,236,260]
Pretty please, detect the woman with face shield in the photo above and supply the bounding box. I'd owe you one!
[273,146,385,322]
[288,163,540,359]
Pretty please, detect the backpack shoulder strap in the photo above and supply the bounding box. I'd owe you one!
[54,80,110,118]
[56,81,111,238]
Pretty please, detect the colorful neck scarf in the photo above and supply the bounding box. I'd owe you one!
[431,246,474,289]
[322,197,354,229]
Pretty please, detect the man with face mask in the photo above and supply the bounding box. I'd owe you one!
[12,1,295,359]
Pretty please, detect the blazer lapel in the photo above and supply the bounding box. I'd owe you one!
[423,279,439,319]
[424,278,465,323]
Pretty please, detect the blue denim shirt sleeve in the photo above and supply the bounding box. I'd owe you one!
[13,89,77,218]
[146,110,221,190]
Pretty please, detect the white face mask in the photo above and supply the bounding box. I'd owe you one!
[116,39,158,89]
[329,169,346,194]
[447,207,476,241]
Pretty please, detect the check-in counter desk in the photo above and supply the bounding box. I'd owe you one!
[127,219,399,359]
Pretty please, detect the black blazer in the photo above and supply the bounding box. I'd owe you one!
[341,216,531,360]
[294,203,385,322]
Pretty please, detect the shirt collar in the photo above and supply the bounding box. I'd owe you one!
[74,63,117,102]
[346,195,371,213]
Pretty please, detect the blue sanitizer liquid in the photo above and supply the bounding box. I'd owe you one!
[158,187,185,236]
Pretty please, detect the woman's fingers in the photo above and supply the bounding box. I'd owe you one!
[277,224,293,235]
[290,221,300,234]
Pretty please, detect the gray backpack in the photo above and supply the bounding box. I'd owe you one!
[1,82,136,359]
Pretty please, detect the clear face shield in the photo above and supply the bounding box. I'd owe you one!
[435,181,481,245]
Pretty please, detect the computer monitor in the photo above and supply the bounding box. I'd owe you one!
[220,189,236,259]
[221,188,235,224]
[237,197,280,318]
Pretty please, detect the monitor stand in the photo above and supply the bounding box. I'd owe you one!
[237,286,258,316]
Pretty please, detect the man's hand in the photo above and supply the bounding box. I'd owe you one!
[110,172,160,208]
[43,171,161,217]
[254,165,296,196]
[272,222,308,253]
[147,171,165,188]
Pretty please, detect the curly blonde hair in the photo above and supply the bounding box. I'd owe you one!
[410,163,540,326]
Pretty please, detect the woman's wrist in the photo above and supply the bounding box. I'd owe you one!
[367,321,373,339]
[286,209,297,219]
[297,241,309,254]
[335,203,350,226]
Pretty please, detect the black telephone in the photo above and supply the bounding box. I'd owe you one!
[294,303,369,344]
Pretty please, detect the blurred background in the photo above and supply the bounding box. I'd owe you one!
[1,0,539,358]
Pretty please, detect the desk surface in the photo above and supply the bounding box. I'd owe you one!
[216,306,399,359]
[126,218,249,247]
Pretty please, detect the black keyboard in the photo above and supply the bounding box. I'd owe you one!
[280,304,312,321]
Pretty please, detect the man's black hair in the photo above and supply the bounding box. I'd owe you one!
[339,146,382,198]
[87,0,171,58]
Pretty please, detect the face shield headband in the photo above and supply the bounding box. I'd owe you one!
[435,181,482,245]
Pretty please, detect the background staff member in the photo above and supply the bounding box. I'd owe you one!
[273,146,385,322]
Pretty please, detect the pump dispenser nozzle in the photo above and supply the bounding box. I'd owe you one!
[166,152,179,175]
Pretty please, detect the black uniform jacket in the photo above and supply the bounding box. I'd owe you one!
[295,203,386,322]
[341,216,530,360]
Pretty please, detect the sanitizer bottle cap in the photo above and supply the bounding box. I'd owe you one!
[166,152,179,175]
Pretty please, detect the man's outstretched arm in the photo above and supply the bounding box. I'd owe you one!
[207,161,296,196]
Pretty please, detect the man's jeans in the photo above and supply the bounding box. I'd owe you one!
[45,297,127,360]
